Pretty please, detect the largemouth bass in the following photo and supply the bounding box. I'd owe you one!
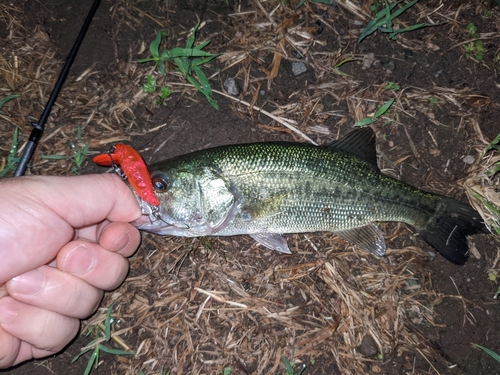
[134,128,486,264]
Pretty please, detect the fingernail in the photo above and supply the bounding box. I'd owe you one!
[9,269,44,295]
[0,299,18,325]
[110,231,131,252]
[64,245,95,275]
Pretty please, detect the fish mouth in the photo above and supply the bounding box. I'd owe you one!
[132,211,199,236]
[129,189,201,236]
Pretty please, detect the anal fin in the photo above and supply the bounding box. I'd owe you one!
[250,233,291,254]
[334,223,386,257]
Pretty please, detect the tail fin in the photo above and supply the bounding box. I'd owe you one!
[417,198,487,265]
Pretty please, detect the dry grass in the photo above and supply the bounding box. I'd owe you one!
[1,0,499,374]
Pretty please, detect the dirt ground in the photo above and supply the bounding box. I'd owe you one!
[1,0,500,374]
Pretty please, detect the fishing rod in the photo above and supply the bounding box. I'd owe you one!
[14,0,101,176]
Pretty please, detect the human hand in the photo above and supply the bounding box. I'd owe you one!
[0,174,142,368]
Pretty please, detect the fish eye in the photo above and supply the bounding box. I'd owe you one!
[152,177,168,191]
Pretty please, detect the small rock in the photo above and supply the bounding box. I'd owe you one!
[385,60,395,71]
[223,77,240,96]
[291,61,307,76]
[362,53,375,70]
[359,334,378,357]
[463,155,475,165]
[260,90,266,96]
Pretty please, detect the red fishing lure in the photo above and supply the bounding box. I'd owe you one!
[93,144,160,206]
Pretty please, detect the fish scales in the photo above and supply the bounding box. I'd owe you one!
[154,143,442,234]
[136,128,486,264]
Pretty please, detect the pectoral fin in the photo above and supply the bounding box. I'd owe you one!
[250,233,292,254]
[334,223,386,257]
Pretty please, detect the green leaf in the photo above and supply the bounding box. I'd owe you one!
[194,39,211,51]
[140,23,218,109]
[186,24,199,49]
[488,271,498,282]
[193,65,212,95]
[374,98,395,118]
[192,54,219,67]
[471,343,500,363]
[150,32,166,59]
[354,117,375,127]
[143,75,157,93]
[467,23,478,36]
[165,47,216,59]
[384,81,400,90]
[159,86,171,99]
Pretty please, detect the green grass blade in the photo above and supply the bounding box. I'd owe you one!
[83,348,99,375]
[150,32,165,59]
[354,117,375,127]
[358,19,380,42]
[137,57,157,63]
[98,345,134,356]
[295,0,306,8]
[186,24,199,49]
[192,54,219,67]
[105,303,114,340]
[472,343,500,363]
[0,128,19,177]
[358,1,398,42]
[71,348,92,363]
[193,66,212,95]
[389,0,419,21]
[192,66,218,109]
[160,49,172,59]
[283,356,294,374]
[166,47,216,59]
[483,132,500,156]
[374,98,395,118]
[389,23,431,39]
[381,0,393,31]
[40,155,71,160]
[0,94,20,112]
[194,40,211,51]
[173,56,191,75]
[358,1,415,43]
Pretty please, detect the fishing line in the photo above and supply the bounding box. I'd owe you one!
[14,0,101,176]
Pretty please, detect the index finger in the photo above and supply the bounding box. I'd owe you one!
[0,174,141,284]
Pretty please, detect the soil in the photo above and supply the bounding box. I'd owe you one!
[1,0,500,374]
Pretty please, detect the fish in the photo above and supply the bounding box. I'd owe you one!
[133,127,486,265]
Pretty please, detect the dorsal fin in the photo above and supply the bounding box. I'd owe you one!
[326,127,378,169]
